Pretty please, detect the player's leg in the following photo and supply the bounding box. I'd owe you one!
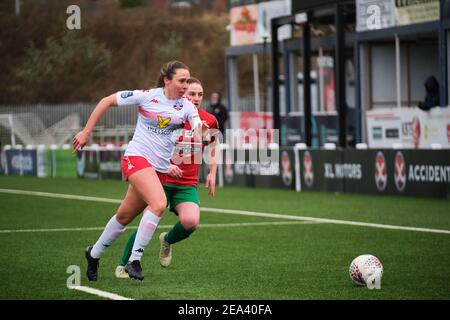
[116,185,171,278]
[125,168,167,280]
[167,202,200,243]
[85,184,147,281]
[115,229,137,278]
[159,186,200,267]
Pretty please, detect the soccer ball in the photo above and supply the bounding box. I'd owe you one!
[349,254,383,289]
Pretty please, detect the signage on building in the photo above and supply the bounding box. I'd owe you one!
[230,0,291,46]
[396,0,440,26]
[356,0,439,31]
[356,0,395,32]
[366,107,450,149]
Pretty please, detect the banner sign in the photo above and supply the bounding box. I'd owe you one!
[5,149,37,176]
[296,149,450,198]
[366,107,450,149]
[77,148,124,180]
[356,0,396,32]
[230,0,291,46]
[395,0,439,26]
[219,147,449,197]
[221,147,295,189]
[356,0,439,32]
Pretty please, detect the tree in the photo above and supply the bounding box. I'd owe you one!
[155,32,182,65]
[119,0,146,8]
[15,32,111,103]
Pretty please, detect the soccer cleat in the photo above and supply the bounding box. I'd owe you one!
[125,260,144,281]
[115,265,129,279]
[85,245,100,281]
[159,232,172,267]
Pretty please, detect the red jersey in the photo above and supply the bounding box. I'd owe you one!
[165,108,219,186]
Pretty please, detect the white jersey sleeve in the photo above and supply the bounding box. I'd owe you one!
[116,89,154,107]
[184,99,201,129]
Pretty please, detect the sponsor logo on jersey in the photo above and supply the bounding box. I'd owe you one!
[157,116,171,129]
[173,100,183,111]
[120,91,133,99]
[150,99,159,104]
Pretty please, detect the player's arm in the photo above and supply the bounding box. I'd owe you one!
[205,120,220,196]
[205,144,218,196]
[187,107,210,143]
[73,93,117,152]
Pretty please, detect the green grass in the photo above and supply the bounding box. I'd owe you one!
[0,176,449,300]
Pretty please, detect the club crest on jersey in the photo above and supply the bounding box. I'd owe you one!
[120,91,133,99]
[173,101,183,111]
[157,116,171,129]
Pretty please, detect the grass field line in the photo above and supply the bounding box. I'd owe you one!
[68,285,133,300]
[0,221,318,234]
[1,188,450,235]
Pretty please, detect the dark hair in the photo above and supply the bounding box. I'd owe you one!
[156,60,189,88]
[187,77,202,86]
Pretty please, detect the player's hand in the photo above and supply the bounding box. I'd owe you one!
[201,120,210,131]
[72,130,90,153]
[205,172,216,196]
[201,121,212,144]
[168,164,183,179]
[194,121,210,140]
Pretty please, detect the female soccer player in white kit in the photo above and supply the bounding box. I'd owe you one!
[73,61,207,281]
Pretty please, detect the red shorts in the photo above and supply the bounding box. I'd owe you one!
[121,156,166,183]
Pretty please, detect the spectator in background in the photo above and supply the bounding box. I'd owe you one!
[418,75,440,111]
[207,92,228,136]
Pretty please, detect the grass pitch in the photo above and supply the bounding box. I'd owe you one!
[0,176,449,300]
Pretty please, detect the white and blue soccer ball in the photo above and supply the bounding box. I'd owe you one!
[349,254,383,289]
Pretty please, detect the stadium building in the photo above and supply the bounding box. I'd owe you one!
[222,0,449,197]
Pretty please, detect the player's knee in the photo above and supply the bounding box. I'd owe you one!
[115,214,132,225]
[150,199,167,215]
[180,216,199,231]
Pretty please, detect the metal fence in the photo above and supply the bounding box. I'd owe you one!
[0,103,139,147]
[0,98,242,147]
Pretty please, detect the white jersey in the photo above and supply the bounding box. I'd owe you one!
[116,87,199,173]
